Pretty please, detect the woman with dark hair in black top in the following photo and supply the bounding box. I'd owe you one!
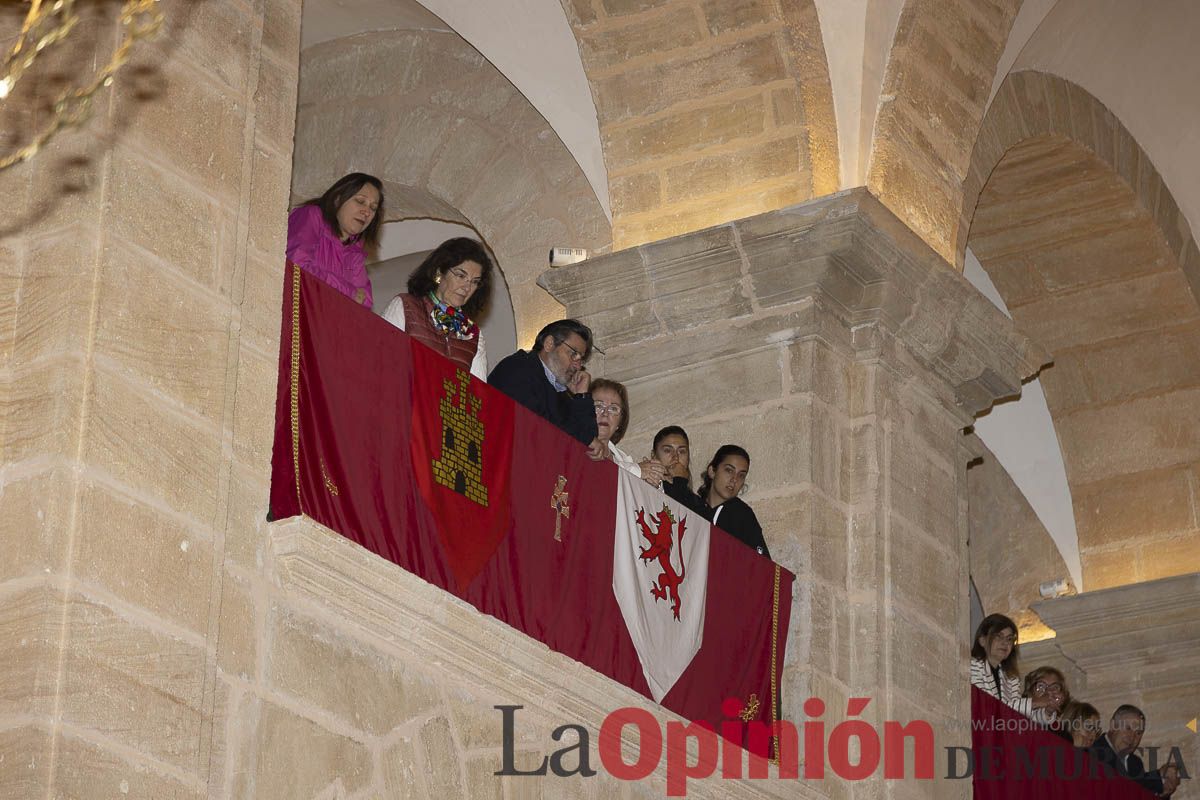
[667,444,770,558]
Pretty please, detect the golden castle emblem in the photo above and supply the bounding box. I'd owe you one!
[431,371,488,507]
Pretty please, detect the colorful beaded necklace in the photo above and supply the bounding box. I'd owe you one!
[428,291,479,340]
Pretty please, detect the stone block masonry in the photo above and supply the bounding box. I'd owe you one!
[543,188,1047,798]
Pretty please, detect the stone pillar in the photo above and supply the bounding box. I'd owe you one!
[541,188,1047,796]
[0,2,300,796]
[1023,573,1200,783]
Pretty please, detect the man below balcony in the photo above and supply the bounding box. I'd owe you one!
[489,319,602,453]
[1089,704,1180,797]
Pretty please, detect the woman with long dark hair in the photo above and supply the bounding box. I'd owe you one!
[692,444,770,558]
[382,237,494,380]
[286,172,384,308]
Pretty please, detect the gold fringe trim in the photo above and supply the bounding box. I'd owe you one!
[771,563,781,764]
[289,262,302,510]
[320,459,339,496]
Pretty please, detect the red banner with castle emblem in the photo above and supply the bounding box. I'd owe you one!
[410,344,514,590]
[270,266,794,757]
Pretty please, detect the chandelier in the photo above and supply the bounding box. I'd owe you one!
[0,0,163,170]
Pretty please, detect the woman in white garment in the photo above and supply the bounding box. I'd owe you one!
[590,378,665,487]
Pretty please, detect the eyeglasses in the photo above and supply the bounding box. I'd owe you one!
[994,633,1017,645]
[447,266,483,288]
[1035,682,1063,694]
[594,403,622,417]
[559,339,586,363]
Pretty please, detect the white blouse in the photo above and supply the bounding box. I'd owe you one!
[608,441,643,480]
[970,657,1033,717]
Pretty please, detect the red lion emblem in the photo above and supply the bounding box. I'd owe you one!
[635,504,688,620]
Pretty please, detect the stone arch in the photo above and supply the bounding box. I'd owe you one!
[960,70,1199,294]
[866,0,1023,265]
[559,0,838,249]
[291,27,611,345]
[964,75,1200,593]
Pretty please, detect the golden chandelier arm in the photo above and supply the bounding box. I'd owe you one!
[0,0,164,170]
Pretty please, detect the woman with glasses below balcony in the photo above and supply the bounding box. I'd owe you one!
[287,173,384,309]
[1022,665,1070,728]
[382,238,494,380]
[589,379,667,487]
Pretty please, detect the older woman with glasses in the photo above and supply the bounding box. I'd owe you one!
[383,238,494,380]
[1023,665,1070,726]
[590,379,667,487]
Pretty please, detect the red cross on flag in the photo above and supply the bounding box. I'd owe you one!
[613,469,711,702]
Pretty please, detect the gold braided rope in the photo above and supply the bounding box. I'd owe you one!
[770,563,781,765]
[0,0,163,170]
[289,262,302,510]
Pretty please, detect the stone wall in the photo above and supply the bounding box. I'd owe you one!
[961,71,1200,292]
[0,0,299,794]
[969,137,1200,591]
[868,0,1022,265]
[558,0,839,250]
[543,188,1047,799]
[967,442,1070,640]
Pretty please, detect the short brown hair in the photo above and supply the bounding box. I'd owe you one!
[1060,700,1100,733]
[589,378,629,444]
[1022,666,1069,705]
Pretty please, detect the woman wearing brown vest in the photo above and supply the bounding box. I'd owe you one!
[382,238,494,380]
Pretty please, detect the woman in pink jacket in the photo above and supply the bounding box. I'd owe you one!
[286,173,384,309]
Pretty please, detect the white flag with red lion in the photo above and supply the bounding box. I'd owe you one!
[612,469,711,702]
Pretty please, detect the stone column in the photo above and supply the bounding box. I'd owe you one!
[0,2,300,796]
[541,188,1047,797]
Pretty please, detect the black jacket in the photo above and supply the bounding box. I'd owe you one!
[488,349,598,445]
[664,478,771,559]
[1089,735,1165,796]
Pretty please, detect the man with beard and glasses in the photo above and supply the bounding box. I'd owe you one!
[489,319,602,454]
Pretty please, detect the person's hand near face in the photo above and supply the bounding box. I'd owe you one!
[568,369,590,395]
[1160,763,1180,797]
[586,437,606,461]
[653,434,690,481]
[637,458,668,486]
